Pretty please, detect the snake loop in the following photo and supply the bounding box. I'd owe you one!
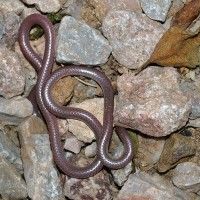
[18,13,134,178]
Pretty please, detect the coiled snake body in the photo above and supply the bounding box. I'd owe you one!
[18,14,133,178]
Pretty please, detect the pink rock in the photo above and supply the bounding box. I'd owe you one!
[114,66,191,137]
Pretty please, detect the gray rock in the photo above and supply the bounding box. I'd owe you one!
[102,11,165,69]
[56,16,112,65]
[117,171,196,200]
[0,156,27,199]
[64,133,84,154]
[0,0,25,14]
[115,66,191,137]
[135,135,165,171]
[188,118,200,128]
[0,97,33,125]
[68,98,104,143]
[157,133,196,172]
[0,130,23,173]
[18,116,65,200]
[0,47,25,98]
[140,0,172,22]
[172,162,200,194]
[84,142,97,157]
[21,0,61,13]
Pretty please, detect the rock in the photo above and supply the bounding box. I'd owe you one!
[56,16,112,65]
[102,11,165,69]
[21,7,39,19]
[140,0,172,22]
[21,0,61,13]
[0,130,23,173]
[64,133,84,154]
[0,97,33,125]
[188,118,200,128]
[84,142,97,157]
[135,135,165,170]
[52,76,77,105]
[57,119,69,137]
[64,155,117,200]
[0,156,27,199]
[0,47,26,98]
[117,171,196,200]
[172,162,200,194]
[157,133,196,172]
[68,98,104,143]
[88,0,141,21]
[115,66,191,137]
[63,0,101,28]
[18,116,65,200]
[0,0,25,14]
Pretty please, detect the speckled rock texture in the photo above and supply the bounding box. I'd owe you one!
[56,16,112,65]
[102,11,166,69]
[115,66,191,137]
[0,0,25,14]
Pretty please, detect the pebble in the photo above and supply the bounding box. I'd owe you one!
[157,133,196,172]
[172,162,200,194]
[0,0,25,14]
[117,171,196,200]
[68,98,104,143]
[0,130,23,173]
[21,0,61,13]
[56,16,112,65]
[115,66,191,137]
[18,116,65,200]
[0,47,26,98]
[0,156,27,199]
[140,0,172,22]
[102,10,165,69]
[0,97,33,125]
[84,142,97,157]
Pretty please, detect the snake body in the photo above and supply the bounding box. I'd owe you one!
[18,14,133,178]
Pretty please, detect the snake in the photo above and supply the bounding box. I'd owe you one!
[18,13,134,178]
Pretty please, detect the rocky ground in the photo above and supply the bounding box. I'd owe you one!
[0,0,200,200]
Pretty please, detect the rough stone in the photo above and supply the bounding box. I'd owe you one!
[172,162,200,194]
[84,142,97,157]
[102,11,165,69]
[0,156,27,199]
[115,66,191,137]
[21,0,61,13]
[0,47,26,98]
[88,0,141,21]
[157,133,196,172]
[0,0,25,14]
[140,0,172,22]
[56,16,112,65]
[135,135,165,171]
[0,97,33,125]
[0,130,23,173]
[68,98,104,143]
[18,116,65,200]
[117,171,196,200]
[64,133,84,154]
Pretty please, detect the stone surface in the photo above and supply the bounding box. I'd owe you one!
[18,116,65,200]
[117,171,196,200]
[68,98,104,143]
[115,66,191,137]
[135,135,165,170]
[84,142,97,157]
[56,16,112,65]
[0,0,25,14]
[172,162,200,194]
[102,11,165,69]
[0,130,23,173]
[64,155,117,200]
[0,47,26,98]
[64,133,84,154]
[140,0,172,22]
[0,97,33,125]
[21,0,61,13]
[0,156,27,199]
[157,133,196,172]
[88,0,141,21]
